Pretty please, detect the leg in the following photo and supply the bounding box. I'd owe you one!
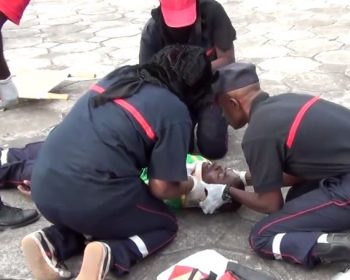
[0,12,10,79]
[22,205,86,280]
[0,159,35,187]
[249,174,350,268]
[0,12,18,109]
[285,180,320,202]
[77,188,178,278]
[7,141,44,162]
[1,142,43,188]
[196,104,228,159]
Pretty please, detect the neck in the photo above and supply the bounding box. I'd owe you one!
[239,89,262,122]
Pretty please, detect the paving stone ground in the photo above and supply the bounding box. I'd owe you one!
[1,0,350,279]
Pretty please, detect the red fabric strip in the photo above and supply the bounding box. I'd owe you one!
[90,84,105,94]
[286,96,320,149]
[90,83,156,141]
[114,99,156,140]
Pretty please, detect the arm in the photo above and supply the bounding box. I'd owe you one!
[244,171,304,187]
[139,19,159,64]
[228,187,283,214]
[211,44,235,71]
[149,177,194,200]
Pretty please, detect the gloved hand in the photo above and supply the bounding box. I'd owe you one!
[199,183,227,214]
[186,175,207,202]
[228,168,247,187]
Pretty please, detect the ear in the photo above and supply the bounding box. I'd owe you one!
[229,96,240,108]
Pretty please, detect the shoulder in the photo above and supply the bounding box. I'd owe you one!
[141,18,157,37]
[200,0,228,17]
[139,84,191,123]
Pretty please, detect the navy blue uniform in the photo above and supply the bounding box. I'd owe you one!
[0,142,42,187]
[139,0,236,159]
[245,93,350,267]
[31,73,192,276]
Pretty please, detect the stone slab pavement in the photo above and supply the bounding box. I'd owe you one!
[1,0,350,279]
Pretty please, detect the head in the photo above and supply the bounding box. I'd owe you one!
[214,63,261,129]
[150,45,217,111]
[201,162,244,212]
[92,45,216,110]
[201,162,234,185]
[160,0,197,28]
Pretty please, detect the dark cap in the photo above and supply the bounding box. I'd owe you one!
[214,62,259,95]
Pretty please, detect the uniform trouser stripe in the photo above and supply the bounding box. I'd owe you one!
[129,235,149,258]
[0,149,8,165]
[272,233,286,260]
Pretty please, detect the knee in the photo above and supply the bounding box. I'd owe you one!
[249,222,272,256]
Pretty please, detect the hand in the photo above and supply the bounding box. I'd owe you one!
[199,183,227,214]
[228,169,247,188]
[17,180,32,197]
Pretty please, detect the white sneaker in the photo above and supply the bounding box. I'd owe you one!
[21,230,72,280]
[76,241,111,280]
[0,76,19,110]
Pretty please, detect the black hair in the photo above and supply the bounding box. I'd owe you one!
[92,44,217,111]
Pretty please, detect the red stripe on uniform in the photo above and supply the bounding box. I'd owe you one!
[114,99,156,140]
[206,47,215,57]
[90,84,105,94]
[90,84,156,141]
[286,96,320,149]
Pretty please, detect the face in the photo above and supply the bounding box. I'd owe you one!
[201,162,235,185]
[218,94,246,129]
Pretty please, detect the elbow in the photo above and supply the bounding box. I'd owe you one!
[263,201,283,214]
[149,179,178,200]
[149,184,168,199]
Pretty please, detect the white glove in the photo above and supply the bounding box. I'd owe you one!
[186,175,207,202]
[199,183,226,214]
[229,168,247,186]
[186,162,197,175]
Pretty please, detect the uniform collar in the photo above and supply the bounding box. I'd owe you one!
[249,92,269,118]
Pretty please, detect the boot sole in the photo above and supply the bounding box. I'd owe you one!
[21,235,61,280]
[0,213,40,230]
[76,242,110,280]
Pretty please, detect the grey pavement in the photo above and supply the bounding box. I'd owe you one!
[1,0,350,279]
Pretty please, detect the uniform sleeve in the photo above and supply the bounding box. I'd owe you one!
[211,2,237,51]
[148,122,192,182]
[139,18,160,64]
[242,138,284,193]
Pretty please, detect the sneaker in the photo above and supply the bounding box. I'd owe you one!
[76,241,111,280]
[313,233,350,263]
[0,76,19,111]
[0,203,39,230]
[21,230,72,280]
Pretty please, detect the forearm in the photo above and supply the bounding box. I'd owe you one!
[149,177,194,200]
[211,56,234,71]
[241,172,303,187]
[228,187,283,214]
[211,45,235,71]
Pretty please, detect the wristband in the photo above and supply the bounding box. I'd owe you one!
[221,185,232,202]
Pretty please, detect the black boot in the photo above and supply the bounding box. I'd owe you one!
[313,233,350,263]
[0,200,40,230]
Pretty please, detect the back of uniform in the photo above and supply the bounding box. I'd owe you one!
[32,82,191,213]
[242,93,350,193]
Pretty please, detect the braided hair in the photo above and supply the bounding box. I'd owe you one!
[92,44,217,111]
